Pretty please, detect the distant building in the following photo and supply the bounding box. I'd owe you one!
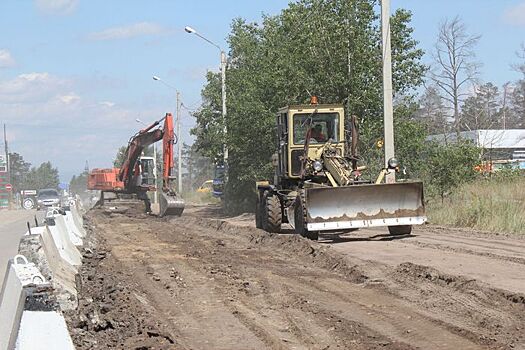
[428,129,525,170]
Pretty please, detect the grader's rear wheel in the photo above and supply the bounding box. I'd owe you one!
[262,192,282,233]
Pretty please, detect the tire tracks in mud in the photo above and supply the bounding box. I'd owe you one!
[66,208,525,350]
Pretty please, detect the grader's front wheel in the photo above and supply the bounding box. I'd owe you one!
[262,192,282,233]
[294,194,318,240]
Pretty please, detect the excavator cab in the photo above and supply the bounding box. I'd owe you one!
[139,156,156,186]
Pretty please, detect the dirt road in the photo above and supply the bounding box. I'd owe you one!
[66,205,525,350]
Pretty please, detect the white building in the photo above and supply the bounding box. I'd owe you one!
[428,129,525,168]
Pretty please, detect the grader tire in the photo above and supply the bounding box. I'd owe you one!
[263,193,282,233]
[388,225,412,235]
[294,193,318,240]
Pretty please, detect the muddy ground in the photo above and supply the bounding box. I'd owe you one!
[65,204,525,350]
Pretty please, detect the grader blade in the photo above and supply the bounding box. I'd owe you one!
[304,182,426,231]
[159,192,185,217]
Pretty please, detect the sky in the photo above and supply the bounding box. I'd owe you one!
[0,0,524,182]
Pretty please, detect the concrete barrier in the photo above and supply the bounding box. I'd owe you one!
[69,204,85,232]
[1,203,84,348]
[15,311,75,350]
[47,222,82,267]
[23,227,46,237]
[55,214,83,247]
[64,211,86,239]
[0,256,48,350]
[0,261,24,350]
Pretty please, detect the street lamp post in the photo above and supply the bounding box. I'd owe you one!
[185,26,228,163]
[136,118,158,204]
[152,76,183,194]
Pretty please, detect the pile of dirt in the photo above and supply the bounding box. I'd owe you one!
[65,220,177,349]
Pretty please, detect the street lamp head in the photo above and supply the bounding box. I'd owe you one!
[152,76,161,81]
[184,26,196,34]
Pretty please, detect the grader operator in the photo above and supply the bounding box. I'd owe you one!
[255,100,426,240]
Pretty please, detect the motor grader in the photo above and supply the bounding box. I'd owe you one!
[255,101,426,240]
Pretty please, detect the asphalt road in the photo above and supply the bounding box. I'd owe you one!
[0,209,45,291]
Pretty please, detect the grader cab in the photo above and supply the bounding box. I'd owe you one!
[255,102,426,240]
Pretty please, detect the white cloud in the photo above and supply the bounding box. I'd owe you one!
[87,22,173,41]
[99,101,115,108]
[35,0,78,15]
[0,49,15,68]
[58,93,80,104]
[0,72,70,103]
[503,2,525,26]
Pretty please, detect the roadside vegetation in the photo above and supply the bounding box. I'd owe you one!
[428,173,525,234]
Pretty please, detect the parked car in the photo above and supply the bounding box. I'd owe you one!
[36,188,61,210]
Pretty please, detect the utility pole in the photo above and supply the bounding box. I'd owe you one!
[381,0,395,183]
[3,124,11,209]
[3,124,9,184]
[176,91,183,193]
[221,50,228,163]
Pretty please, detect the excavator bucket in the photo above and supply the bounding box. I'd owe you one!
[159,192,185,217]
[304,181,426,231]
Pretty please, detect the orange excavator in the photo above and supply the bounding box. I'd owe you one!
[87,113,185,217]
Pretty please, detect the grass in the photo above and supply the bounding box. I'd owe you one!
[427,177,525,234]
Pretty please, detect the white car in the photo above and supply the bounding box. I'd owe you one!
[36,189,61,210]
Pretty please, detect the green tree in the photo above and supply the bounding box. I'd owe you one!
[113,146,128,168]
[8,152,31,192]
[461,82,500,130]
[424,141,480,201]
[509,80,525,128]
[182,143,214,192]
[23,161,60,190]
[70,171,88,195]
[415,85,449,134]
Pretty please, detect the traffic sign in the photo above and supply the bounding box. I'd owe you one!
[5,183,12,191]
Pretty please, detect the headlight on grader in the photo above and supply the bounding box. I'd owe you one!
[313,160,323,172]
[387,157,400,171]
